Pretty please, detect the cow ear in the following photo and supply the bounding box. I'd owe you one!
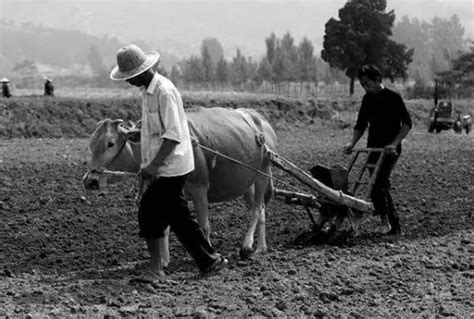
[125,120,135,129]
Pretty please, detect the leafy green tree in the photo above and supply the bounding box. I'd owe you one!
[321,0,413,94]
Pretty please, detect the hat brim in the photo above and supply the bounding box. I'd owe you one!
[110,51,160,81]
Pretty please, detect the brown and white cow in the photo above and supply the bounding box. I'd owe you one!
[83,107,278,264]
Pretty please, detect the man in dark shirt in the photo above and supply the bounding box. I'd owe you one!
[343,65,412,235]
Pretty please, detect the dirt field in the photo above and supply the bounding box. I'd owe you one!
[1,97,473,317]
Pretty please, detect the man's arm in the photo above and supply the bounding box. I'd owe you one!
[385,123,411,155]
[343,129,364,154]
[385,94,412,155]
[141,138,178,176]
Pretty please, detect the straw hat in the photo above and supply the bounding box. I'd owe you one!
[110,44,160,81]
[0,78,9,82]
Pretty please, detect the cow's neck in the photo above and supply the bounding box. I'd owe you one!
[108,142,141,173]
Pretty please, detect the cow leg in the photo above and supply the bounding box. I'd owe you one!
[188,184,211,244]
[240,175,268,259]
[158,226,170,267]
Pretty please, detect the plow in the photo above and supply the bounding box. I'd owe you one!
[269,148,385,238]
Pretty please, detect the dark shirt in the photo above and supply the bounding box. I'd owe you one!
[2,83,11,98]
[44,82,54,96]
[354,87,412,153]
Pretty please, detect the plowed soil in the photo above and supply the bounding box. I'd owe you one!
[1,97,473,317]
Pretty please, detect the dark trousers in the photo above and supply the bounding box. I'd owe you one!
[368,153,400,231]
[138,175,217,270]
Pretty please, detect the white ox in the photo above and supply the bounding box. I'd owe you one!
[83,107,278,264]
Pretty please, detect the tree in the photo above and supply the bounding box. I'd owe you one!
[321,0,413,94]
[265,33,277,64]
[437,48,474,89]
[201,45,214,83]
[256,58,273,83]
[170,65,182,86]
[87,46,106,76]
[298,37,317,82]
[201,38,224,65]
[229,49,253,85]
[280,32,299,81]
[392,14,466,84]
[215,58,229,84]
[182,55,205,83]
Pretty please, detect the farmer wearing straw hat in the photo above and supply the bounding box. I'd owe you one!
[110,44,227,278]
[1,78,12,98]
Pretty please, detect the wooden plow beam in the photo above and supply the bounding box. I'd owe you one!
[268,150,374,214]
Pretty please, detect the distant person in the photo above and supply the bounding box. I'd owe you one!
[44,78,55,96]
[1,78,12,98]
[110,44,227,279]
[343,65,412,236]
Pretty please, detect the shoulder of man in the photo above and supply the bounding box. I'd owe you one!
[156,75,178,95]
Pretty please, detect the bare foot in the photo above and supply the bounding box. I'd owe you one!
[375,224,392,234]
[130,266,166,284]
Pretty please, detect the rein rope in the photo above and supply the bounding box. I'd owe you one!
[195,142,308,194]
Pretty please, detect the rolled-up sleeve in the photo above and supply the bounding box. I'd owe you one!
[159,93,182,143]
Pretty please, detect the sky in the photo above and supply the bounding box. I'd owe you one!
[1,0,473,58]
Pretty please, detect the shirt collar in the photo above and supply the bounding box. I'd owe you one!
[145,72,160,95]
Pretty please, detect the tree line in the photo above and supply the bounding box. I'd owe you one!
[172,0,472,96]
[2,0,472,97]
[170,34,346,89]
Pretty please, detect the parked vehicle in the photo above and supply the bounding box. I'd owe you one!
[428,101,456,133]
[428,79,470,134]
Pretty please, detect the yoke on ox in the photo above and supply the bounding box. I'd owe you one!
[83,107,277,263]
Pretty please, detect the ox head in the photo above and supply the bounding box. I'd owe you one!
[82,119,139,190]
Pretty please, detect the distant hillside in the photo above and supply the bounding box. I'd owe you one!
[1,1,331,59]
[0,20,180,75]
[0,21,121,74]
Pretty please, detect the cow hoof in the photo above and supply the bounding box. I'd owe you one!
[239,247,255,260]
